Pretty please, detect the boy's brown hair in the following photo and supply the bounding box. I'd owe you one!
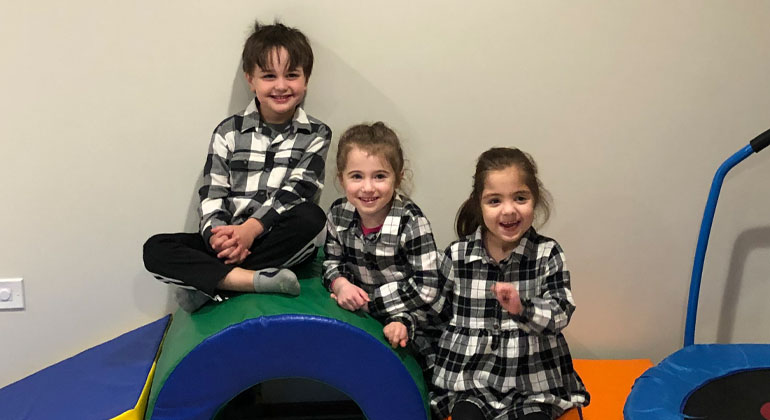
[242,21,314,78]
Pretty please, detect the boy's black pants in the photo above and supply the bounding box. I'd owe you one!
[143,202,326,297]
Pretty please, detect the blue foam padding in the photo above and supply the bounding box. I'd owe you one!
[0,315,170,420]
[624,343,770,420]
[152,314,426,420]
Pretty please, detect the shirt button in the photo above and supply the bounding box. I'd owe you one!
[493,322,500,330]
[247,208,254,214]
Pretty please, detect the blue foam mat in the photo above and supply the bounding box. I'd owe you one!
[0,315,170,420]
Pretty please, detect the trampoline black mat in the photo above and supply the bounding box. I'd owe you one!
[683,369,770,420]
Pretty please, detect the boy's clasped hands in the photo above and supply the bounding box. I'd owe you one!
[209,219,264,264]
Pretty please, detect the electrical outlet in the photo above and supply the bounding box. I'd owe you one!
[0,278,24,310]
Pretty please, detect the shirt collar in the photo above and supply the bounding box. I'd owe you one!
[240,98,312,134]
[380,194,407,238]
[336,193,408,239]
[466,226,537,264]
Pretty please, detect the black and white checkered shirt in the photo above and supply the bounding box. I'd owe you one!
[322,194,440,337]
[430,227,589,419]
[198,98,331,244]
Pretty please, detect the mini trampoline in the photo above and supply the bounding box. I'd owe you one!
[624,128,770,420]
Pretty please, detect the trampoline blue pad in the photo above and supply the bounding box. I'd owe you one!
[0,315,170,420]
[624,343,770,420]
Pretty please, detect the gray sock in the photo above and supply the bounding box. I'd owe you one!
[174,287,212,313]
[253,268,300,296]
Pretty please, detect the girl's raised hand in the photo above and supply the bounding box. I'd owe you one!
[491,282,523,315]
[383,322,408,348]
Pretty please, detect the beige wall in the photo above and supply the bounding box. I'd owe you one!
[2,1,770,387]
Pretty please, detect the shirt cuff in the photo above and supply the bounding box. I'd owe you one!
[324,273,349,292]
[254,207,279,231]
[514,299,535,323]
[201,226,215,252]
[329,277,341,293]
[367,295,389,317]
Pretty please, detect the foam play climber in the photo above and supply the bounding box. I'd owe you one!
[145,255,430,420]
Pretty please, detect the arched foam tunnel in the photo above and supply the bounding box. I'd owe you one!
[145,258,430,420]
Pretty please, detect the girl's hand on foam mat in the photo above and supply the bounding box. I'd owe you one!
[330,278,370,311]
[384,322,408,348]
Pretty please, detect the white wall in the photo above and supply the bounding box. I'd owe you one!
[2,0,770,387]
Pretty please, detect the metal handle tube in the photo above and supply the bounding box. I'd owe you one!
[683,144,754,347]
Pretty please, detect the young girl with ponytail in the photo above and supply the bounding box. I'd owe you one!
[430,147,589,420]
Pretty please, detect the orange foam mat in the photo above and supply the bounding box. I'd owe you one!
[445,359,652,420]
[559,359,653,420]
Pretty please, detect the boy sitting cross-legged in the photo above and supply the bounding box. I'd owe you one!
[144,21,331,312]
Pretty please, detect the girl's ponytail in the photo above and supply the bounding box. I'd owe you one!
[455,196,481,238]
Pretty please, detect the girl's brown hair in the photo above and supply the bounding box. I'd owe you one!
[455,147,551,237]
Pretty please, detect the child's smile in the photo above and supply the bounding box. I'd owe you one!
[270,93,293,103]
[359,196,380,204]
[499,220,521,231]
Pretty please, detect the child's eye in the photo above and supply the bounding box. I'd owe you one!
[287,72,301,79]
[262,74,276,79]
[514,195,530,203]
[350,174,363,180]
[375,173,388,180]
[486,198,500,205]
